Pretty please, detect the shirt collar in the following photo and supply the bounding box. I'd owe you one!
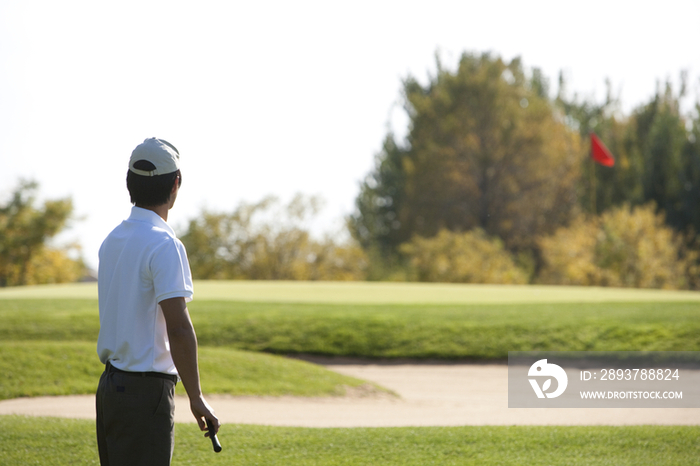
[128,206,175,236]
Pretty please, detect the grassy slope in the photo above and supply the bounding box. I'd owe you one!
[0,341,369,401]
[187,300,700,358]
[1,416,698,465]
[1,299,698,359]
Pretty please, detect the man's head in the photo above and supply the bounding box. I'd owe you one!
[126,138,182,207]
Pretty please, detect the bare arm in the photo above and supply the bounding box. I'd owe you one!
[160,297,220,435]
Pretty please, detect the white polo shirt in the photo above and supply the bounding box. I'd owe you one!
[97,206,194,374]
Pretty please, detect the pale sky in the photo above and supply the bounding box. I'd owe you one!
[1,1,699,270]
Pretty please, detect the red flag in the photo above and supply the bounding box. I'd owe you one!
[590,133,615,167]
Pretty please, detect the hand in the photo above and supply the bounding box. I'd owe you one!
[190,395,220,437]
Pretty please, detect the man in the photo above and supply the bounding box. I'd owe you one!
[96,138,219,465]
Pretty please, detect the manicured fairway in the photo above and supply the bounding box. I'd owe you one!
[1,416,698,465]
[2,280,700,303]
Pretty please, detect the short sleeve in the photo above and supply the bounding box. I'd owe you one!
[151,238,194,303]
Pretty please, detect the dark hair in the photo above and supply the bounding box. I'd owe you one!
[126,160,182,206]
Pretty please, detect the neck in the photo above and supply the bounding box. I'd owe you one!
[136,203,169,221]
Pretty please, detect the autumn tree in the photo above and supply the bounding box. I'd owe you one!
[350,53,582,263]
[181,194,367,281]
[0,180,84,286]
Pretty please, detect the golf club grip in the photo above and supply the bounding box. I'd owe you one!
[206,418,222,452]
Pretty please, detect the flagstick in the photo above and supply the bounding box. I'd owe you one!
[589,133,615,213]
[590,156,596,214]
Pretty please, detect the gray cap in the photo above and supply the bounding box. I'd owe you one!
[129,138,181,176]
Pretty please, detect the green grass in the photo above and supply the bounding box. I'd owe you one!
[190,345,373,397]
[0,341,101,399]
[1,282,698,402]
[0,341,370,401]
[0,299,98,341]
[1,299,698,360]
[1,284,697,463]
[1,416,698,465]
[2,280,700,303]
[187,300,700,358]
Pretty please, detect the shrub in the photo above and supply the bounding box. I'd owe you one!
[538,203,690,289]
[399,228,528,284]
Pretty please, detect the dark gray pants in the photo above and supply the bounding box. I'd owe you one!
[96,367,176,466]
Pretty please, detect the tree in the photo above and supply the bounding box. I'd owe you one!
[181,194,367,281]
[636,81,696,232]
[558,73,700,232]
[0,180,84,286]
[680,102,700,234]
[350,52,582,262]
[555,78,645,215]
